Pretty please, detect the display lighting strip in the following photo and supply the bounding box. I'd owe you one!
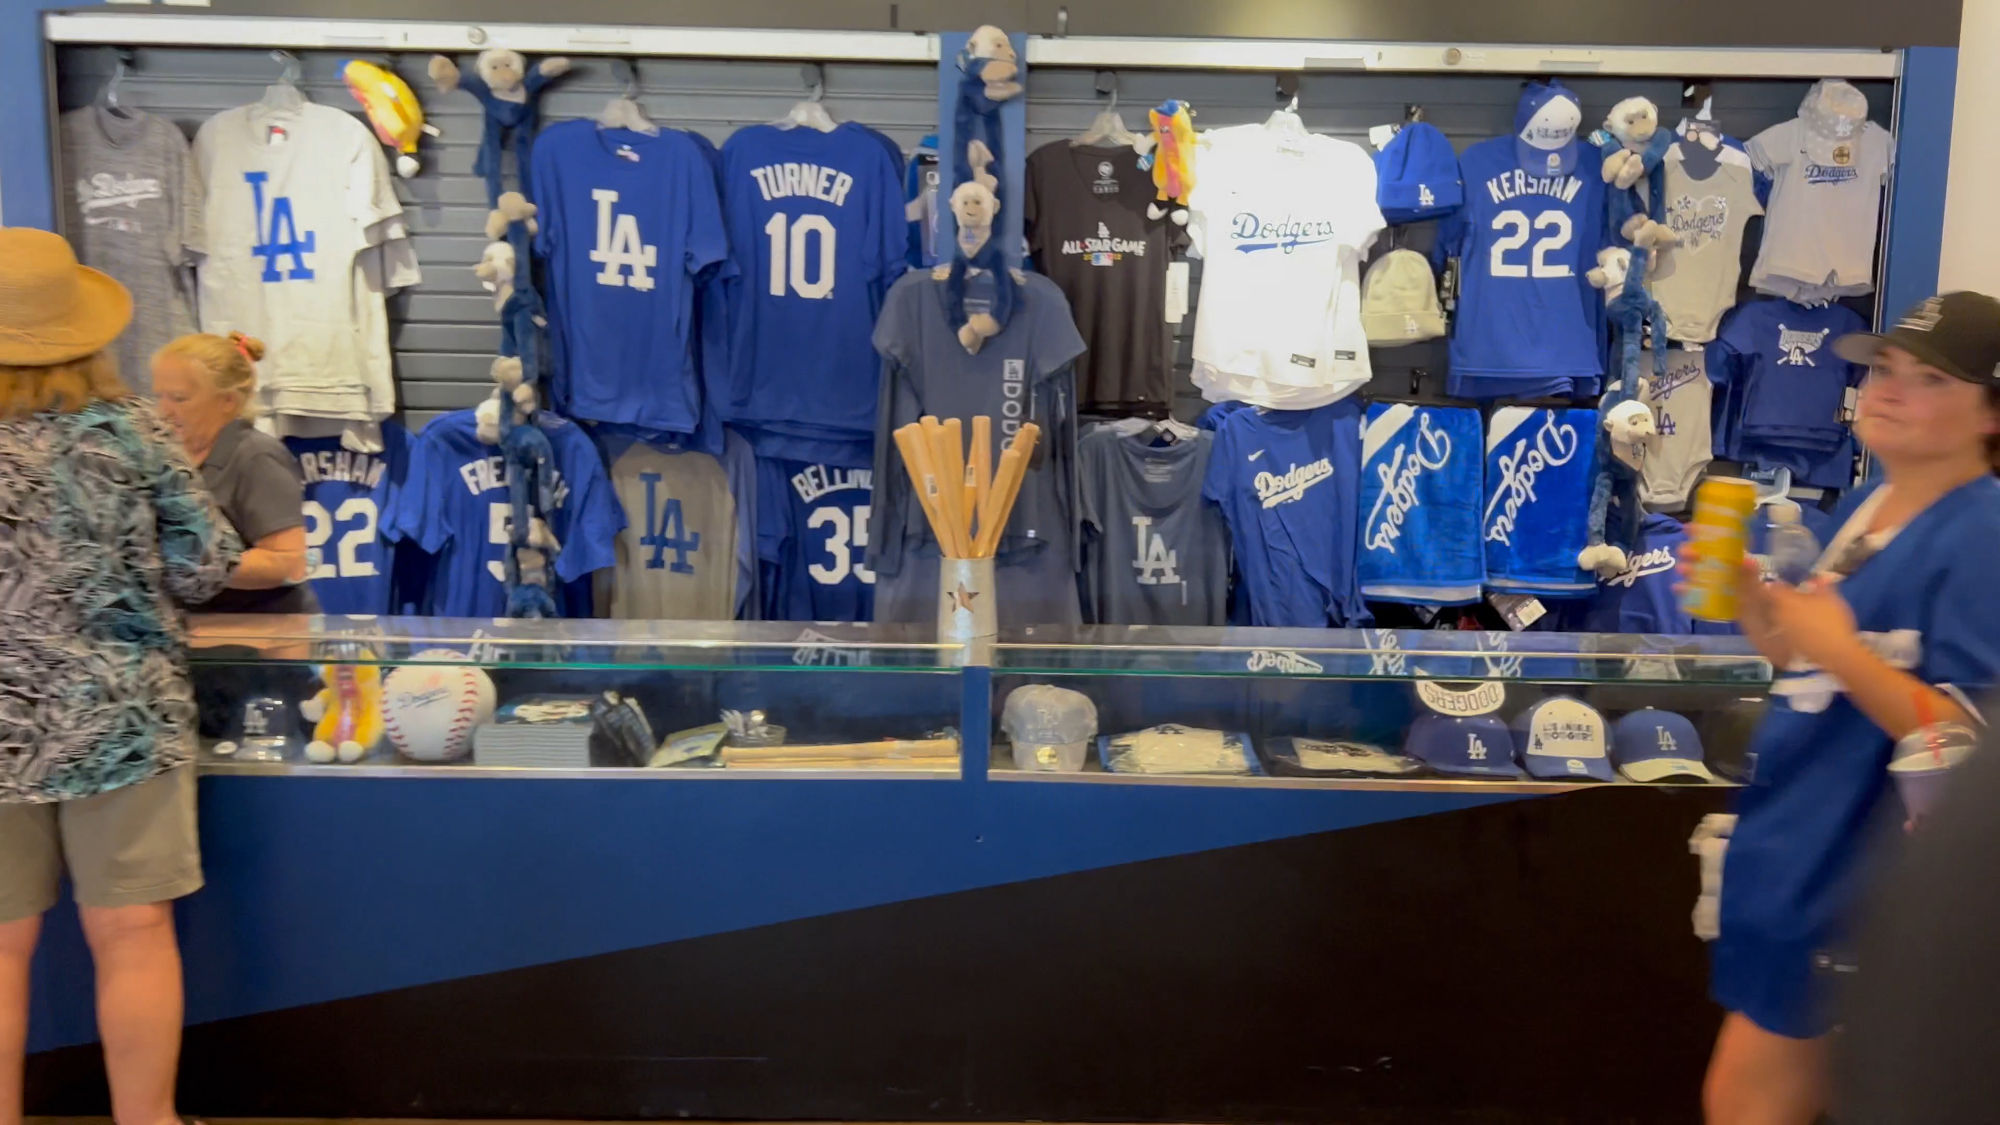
[45,12,1900,80]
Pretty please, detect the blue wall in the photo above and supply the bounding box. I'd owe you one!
[0,0,93,229]
[1881,46,1959,325]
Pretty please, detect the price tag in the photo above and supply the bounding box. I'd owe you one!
[1367,123,1401,151]
[1488,593,1547,630]
[1841,385,1859,423]
[1164,261,1189,324]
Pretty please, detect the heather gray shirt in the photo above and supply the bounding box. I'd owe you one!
[600,442,742,621]
[60,106,204,393]
[1078,427,1231,625]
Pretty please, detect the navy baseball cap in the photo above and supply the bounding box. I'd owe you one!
[1611,709,1715,783]
[1515,81,1583,177]
[1376,121,1463,223]
[1405,713,1523,778]
[1511,696,1613,781]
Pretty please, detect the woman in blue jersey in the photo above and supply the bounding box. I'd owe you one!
[1698,291,2000,1125]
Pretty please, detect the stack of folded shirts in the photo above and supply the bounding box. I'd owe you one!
[474,696,598,769]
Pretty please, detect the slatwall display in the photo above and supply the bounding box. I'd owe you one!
[54,47,1893,429]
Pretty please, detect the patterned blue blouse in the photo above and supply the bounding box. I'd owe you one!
[0,398,241,803]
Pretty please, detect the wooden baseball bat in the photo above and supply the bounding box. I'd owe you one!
[975,423,1040,557]
[939,416,970,553]
[916,416,966,557]
[892,423,954,556]
[721,737,960,763]
[970,415,993,543]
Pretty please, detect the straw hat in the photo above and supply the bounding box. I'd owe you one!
[0,227,133,366]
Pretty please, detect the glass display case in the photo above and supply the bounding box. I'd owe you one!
[188,615,969,778]
[989,627,1771,790]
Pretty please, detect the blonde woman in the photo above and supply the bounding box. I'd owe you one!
[0,229,239,1125]
[152,331,315,613]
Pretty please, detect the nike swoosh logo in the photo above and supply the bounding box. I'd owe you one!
[1248,450,1266,462]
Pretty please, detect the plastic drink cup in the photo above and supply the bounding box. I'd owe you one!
[1889,722,1978,823]
[1684,476,1758,622]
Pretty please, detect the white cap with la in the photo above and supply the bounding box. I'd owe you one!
[1511,695,1612,781]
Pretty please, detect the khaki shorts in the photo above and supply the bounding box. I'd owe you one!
[0,766,202,923]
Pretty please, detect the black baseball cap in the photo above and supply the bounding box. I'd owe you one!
[1834,291,2000,386]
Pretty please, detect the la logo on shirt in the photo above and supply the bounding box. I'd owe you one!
[591,188,658,291]
[247,171,315,282]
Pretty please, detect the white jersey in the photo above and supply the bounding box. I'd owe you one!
[1745,116,1892,302]
[193,101,419,421]
[1187,125,1383,410]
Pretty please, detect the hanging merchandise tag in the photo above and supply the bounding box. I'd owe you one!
[616,144,640,162]
[1164,261,1189,324]
[267,125,288,146]
[1367,123,1401,151]
[1841,385,1858,423]
[1488,593,1547,630]
[1440,257,1460,312]
[1412,604,1439,625]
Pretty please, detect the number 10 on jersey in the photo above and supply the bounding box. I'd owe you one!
[765,213,836,299]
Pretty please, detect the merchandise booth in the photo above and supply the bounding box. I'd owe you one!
[25,3,1955,1122]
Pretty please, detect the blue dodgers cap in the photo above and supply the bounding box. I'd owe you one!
[1405,713,1524,778]
[1375,121,1463,223]
[1510,696,1613,781]
[1514,81,1583,177]
[1611,709,1715,783]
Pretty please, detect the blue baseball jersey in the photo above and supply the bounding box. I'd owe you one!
[1576,512,1692,633]
[719,124,908,462]
[285,421,410,615]
[388,410,624,619]
[1360,404,1485,606]
[1435,137,1608,400]
[529,121,728,435]
[1482,406,1597,596]
[1715,478,2000,1037]
[1201,398,1369,627]
[757,456,876,622]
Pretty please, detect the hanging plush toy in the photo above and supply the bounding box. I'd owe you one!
[429,49,569,208]
[1578,246,1666,576]
[1144,99,1196,225]
[938,181,1018,354]
[342,59,435,179]
[952,26,1021,205]
[298,662,387,765]
[1591,97,1679,268]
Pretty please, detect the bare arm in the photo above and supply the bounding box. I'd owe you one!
[227,525,307,589]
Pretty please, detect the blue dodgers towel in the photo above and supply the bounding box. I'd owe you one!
[1482,406,1598,596]
[1360,403,1485,605]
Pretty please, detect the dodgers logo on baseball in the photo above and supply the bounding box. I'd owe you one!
[381,652,497,762]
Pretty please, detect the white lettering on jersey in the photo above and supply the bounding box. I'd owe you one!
[297,449,387,489]
[456,454,571,508]
[790,465,872,505]
[1130,515,1182,586]
[1365,411,1453,555]
[1603,544,1678,589]
[1483,170,1584,206]
[590,188,658,291]
[749,163,856,206]
[1777,324,1831,367]
[1483,414,1579,547]
[1255,458,1335,508]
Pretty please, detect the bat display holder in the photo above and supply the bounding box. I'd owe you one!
[936,556,997,646]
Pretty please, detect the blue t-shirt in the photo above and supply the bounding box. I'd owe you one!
[388,410,624,618]
[285,421,409,615]
[757,455,876,622]
[1711,299,1866,451]
[1716,477,2000,1036]
[529,121,728,434]
[1577,512,1691,633]
[720,124,907,461]
[1434,137,1608,400]
[1201,399,1369,627]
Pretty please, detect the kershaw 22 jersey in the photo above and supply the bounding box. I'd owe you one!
[284,421,410,615]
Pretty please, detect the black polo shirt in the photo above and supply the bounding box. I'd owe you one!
[193,419,318,614]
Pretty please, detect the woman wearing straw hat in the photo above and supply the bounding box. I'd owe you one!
[0,228,238,1125]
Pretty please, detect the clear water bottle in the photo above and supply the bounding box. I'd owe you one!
[1766,505,1821,586]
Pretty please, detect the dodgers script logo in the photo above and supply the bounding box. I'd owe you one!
[1604,545,1677,590]
[1247,649,1324,674]
[246,171,315,282]
[1648,357,1704,400]
[1777,324,1831,367]
[75,173,162,233]
[1130,515,1182,586]
[1365,412,1453,555]
[1231,212,1339,255]
[1666,193,1730,251]
[1804,162,1860,186]
[591,188,658,291]
[1484,414,1579,547]
[1256,458,1334,508]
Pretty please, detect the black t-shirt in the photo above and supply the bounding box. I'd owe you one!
[1024,141,1183,416]
[195,419,318,614]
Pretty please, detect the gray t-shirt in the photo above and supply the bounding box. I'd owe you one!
[195,419,316,614]
[1078,427,1230,625]
[868,270,1086,578]
[600,441,743,621]
[1652,141,1762,344]
[60,106,204,394]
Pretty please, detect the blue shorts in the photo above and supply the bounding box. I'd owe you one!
[1710,933,1838,1039]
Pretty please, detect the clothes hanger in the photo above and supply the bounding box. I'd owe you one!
[100,49,138,119]
[1263,75,1307,145]
[1072,71,1140,148]
[597,60,660,135]
[259,49,305,113]
[772,63,837,132]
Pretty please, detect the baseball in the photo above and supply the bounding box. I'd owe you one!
[380,653,496,762]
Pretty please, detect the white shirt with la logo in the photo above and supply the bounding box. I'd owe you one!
[192,102,418,421]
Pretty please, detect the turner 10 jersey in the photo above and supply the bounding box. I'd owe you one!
[758,458,876,622]
[1435,137,1607,400]
[720,124,908,460]
[285,421,409,615]
[388,410,624,619]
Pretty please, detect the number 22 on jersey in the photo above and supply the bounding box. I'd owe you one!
[1489,210,1573,279]
[304,498,380,579]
